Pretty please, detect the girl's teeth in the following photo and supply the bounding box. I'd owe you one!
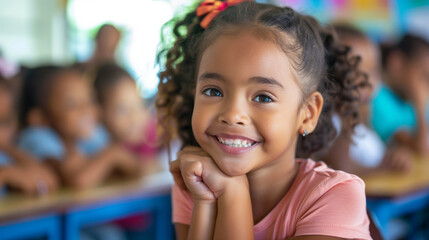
[217,137,253,148]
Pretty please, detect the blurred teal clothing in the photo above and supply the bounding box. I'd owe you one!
[370,84,416,142]
[18,125,110,161]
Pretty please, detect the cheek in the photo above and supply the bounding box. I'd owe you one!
[191,107,204,142]
[191,99,214,143]
[69,109,95,132]
[107,113,126,132]
[0,127,14,141]
[66,112,82,130]
[50,112,76,136]
[256,107,299,145]
[51,109,69,128]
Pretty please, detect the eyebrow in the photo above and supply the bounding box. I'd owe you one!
[198,72,226,82]
[199,72,284,89]
[249,76,284,89]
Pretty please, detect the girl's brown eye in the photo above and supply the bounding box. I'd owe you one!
[202,88,223,97]
[253,94,273,103]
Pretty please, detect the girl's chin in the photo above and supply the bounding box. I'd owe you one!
[198,142,254,176]
[212,157,252,177]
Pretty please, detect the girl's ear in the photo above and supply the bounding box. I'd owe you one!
[298,91,323,135]
[27,108,48,126]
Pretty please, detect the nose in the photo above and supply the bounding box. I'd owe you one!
[217,97,250,126]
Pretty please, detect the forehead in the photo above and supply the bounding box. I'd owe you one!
[52,72,86,89]
[47,72,89,100]
[107,79,138,98]
[198,31,296,84]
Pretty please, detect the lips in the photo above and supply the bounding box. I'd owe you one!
[211,134,260,155]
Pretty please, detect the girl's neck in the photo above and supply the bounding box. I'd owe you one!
[247,150,299,224]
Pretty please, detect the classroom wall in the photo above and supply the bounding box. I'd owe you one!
[271,0,429,42]
[1,0,429,90]
[0,0,69,66]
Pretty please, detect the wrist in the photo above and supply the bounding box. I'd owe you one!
[195,198,217,206]
[219,175,249,199]
[189,197,217,240]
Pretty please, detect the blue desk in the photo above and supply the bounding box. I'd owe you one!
[364,158,429,239]
[64,190,173,240]
[0,170,174,240]
[0,213,61,240]
[367,191,429,239]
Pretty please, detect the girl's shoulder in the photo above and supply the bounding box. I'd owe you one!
[279,159,370,239]
[293,158,365,200]
[297,158,365,181]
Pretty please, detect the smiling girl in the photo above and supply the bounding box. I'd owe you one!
[157,1,371,239]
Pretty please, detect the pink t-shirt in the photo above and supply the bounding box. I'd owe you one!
[172,159,371,240]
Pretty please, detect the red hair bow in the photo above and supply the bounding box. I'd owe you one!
[196,0,247,29]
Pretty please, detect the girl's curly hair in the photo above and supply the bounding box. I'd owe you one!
[157,1,368,158]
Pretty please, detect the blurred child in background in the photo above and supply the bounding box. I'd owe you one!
[0,75,58,195]
[318,25,414,176]
[89,24,121,66]
[17,66,141,190]
[94,63,159,164]
[94,63,159,239]
[376,34,429,156]
[76,24,121,77]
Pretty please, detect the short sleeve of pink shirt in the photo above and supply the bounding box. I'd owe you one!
[172,159,371,240]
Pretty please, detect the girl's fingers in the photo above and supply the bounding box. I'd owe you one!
[13,178,38,195]
[169,160,187,190]
[183,160,203,180]
[173,171,187,190]
[37,168,58,192]
[172,147,207,190]
[182,160,215,200]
